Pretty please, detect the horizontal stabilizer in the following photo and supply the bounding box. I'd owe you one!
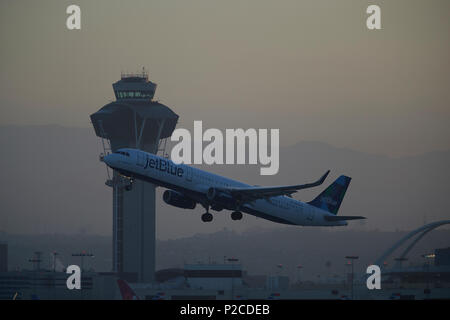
[324,215,366,222]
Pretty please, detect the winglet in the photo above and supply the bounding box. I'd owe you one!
[288,170,330,192]
[287,169,330,192]
[318,170,330,185]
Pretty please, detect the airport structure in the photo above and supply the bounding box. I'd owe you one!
[374,220,450,269]
[90,70,178,283]
[0,243,7,273]
[1,233,450,299]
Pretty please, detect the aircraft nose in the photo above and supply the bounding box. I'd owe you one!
[103,154,113,167]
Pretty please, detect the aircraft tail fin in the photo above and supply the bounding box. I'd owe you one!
[308,175,351,215]
[117,279,139,300]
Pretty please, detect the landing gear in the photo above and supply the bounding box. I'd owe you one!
[201,213,213,222]
[201,204,213,222]
[125,179,133,191]
[231,211,243,221]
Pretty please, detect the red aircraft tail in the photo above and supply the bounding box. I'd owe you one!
[117,279,139,300]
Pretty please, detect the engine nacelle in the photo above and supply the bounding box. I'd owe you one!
[163,190,196,209]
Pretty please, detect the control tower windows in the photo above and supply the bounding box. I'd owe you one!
[115,90,155,100]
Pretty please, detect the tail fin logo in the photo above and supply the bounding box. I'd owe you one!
[319,196,338,206]
[308,175,351,215]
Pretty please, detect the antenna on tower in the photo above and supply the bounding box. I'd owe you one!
[28,251,42,271]
[141,66,148,80]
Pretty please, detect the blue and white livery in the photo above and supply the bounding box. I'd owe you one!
[103,149,365,226]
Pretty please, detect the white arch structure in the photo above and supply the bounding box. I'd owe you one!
[374,220,450,269]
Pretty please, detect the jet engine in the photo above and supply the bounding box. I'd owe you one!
[163,190,196,209]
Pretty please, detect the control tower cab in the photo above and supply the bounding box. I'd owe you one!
[113,72,157,101]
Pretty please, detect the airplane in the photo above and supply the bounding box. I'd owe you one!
[117,279,139,300]
[103,148,365,226]
[117,279,167,300]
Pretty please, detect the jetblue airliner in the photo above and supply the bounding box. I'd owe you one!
[103,148,365,226]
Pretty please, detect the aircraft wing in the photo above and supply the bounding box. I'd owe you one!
[225,170,330,202]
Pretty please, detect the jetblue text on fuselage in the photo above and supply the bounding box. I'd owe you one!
[170,121,279,175]
[144,157,184,177]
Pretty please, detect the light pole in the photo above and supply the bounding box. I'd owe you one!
[345,256,359,300]
[28,251,42,298]
[422,253,435,295]
[296,265,303,285]
[71,251,94,300]
[28,251,42,271]
[227,257,239,300]
[394,257,408,269]
[276,264,283,275]
[72,251,94,272]
[325,261,332,282]
[52,252,59,272]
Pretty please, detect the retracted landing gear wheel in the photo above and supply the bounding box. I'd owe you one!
[231,211,243,220]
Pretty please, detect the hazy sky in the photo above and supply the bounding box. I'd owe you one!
[1,0,449,156]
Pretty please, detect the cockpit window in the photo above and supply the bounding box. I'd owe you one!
[115,151,130,157]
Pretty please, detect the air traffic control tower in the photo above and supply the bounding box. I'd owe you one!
[90,71,178,283]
